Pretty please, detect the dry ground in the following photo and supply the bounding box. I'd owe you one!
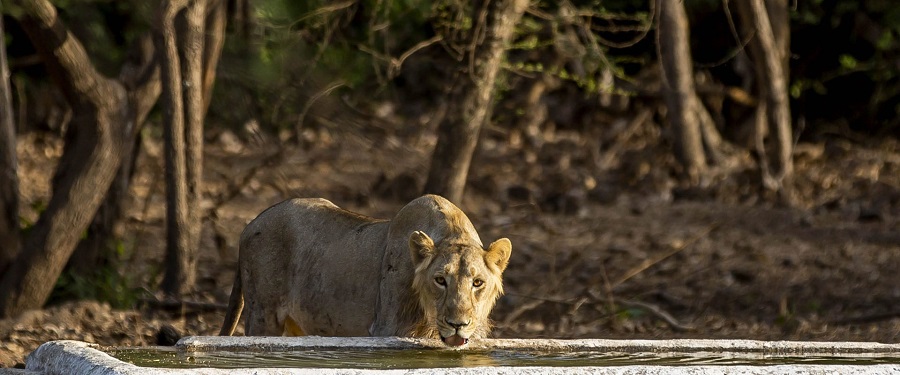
[1,117,898,367]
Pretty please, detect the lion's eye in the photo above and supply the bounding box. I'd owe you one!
[435,276,446,286]
[473,279,484,287]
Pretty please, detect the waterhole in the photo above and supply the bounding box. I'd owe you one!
[106,347,900,369]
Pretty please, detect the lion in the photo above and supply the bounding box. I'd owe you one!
[219,194,512,347]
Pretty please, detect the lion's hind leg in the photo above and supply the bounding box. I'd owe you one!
[243,299,284,336]
[282,315,306,336]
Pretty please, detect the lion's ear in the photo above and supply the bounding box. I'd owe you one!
[409,230,435,264]
[485,238,512,273]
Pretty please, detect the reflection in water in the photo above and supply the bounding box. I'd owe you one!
[106,347,900,370]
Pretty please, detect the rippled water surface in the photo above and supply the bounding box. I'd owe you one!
[106,347,900,369]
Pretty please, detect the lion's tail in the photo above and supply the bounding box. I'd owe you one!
[219,269,244,336]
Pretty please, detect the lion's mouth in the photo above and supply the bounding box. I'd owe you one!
[441,334,469,347]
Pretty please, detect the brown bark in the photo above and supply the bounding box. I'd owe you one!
[160,0,223,296]
[0,0,128,318]
[68,35,161,274]
[0,9,19,276]
[737,0,793,192]
[754,0,792,187]
[227,0,252,42]
[182,0,208,293]
[158,0,194,296]
[203,0,227,115]
[422,0,529,203]
[657,0,707,182]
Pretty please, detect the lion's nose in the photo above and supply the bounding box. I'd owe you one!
[445,318,470,329]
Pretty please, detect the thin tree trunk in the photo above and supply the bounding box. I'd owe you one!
[0,6,20,276]
[751,0,792,185]
[160,0,223,296]
[182,0,208,294]
[203,0,226,115]
[158,0,194,296]
[657,0,707,183]
[227,0,252,42]
[422,0,529,203]
[765,0,790,75]
[0,0,128,318]
[737,0,792,192]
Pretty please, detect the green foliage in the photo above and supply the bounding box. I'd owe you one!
[504,0,652,98]
[209,0,446,131]
[53,1,153,76]
[48,240,148,309]
[17,200,46,237]
[838,54,858,70]
[790,0,900,130]
[617,306,646,320]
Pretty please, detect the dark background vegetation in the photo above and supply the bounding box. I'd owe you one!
[1,0,899,368]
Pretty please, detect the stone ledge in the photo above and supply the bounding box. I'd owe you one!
[22,337,900,375]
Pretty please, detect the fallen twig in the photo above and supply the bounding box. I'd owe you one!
[618,299,696,332]
[612,223,720,288]
[506,290,695,333]
[500,298,547,328]
[586,289,695,332]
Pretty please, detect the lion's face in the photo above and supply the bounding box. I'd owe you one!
[409,231,511,347]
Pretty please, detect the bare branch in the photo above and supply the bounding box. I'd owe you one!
[388,35,444,78]
[612,223,720,288]
[287,0,356,29]
[295,80,346,135]
[13,0,117,105]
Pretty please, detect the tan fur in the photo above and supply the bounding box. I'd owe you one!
[219,195,511,344]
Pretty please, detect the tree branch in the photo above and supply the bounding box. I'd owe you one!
[0,0,131,319]
[13,0,117,105]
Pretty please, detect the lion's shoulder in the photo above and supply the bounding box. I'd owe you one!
[391,195,483,247]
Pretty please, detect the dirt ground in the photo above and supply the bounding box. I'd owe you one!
[1,115,899,367]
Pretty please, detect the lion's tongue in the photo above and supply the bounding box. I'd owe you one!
[442,334,468,347]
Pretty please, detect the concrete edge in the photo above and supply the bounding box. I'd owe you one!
[0,369,41,375]
[22,338,900,375]
[25,341,143,375]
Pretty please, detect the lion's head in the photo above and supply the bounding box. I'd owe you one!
[408,230,511,347]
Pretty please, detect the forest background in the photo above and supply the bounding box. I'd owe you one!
[0,0,899,368]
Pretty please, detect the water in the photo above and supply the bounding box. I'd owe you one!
[106,347,900,369]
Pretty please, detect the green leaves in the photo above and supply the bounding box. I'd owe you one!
[838,54,858,70]
[49,240,147,309]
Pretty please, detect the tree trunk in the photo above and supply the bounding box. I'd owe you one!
[158,0,194,296]
[68,35,161,275]
[227,0,252,42]
[0,7,19,276]
[657,0,707,183]
[422,0,529,204]
[754,0,793,187]
[0,0,128,318]
[737,0,793,193]
[159,0,223,296]
[202,0,226,115]
[181,0,208,294]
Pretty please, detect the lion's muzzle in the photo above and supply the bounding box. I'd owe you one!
[441,334,469,346]
[439,317,473,346]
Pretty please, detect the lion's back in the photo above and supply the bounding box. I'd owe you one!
[238,198,391,336]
